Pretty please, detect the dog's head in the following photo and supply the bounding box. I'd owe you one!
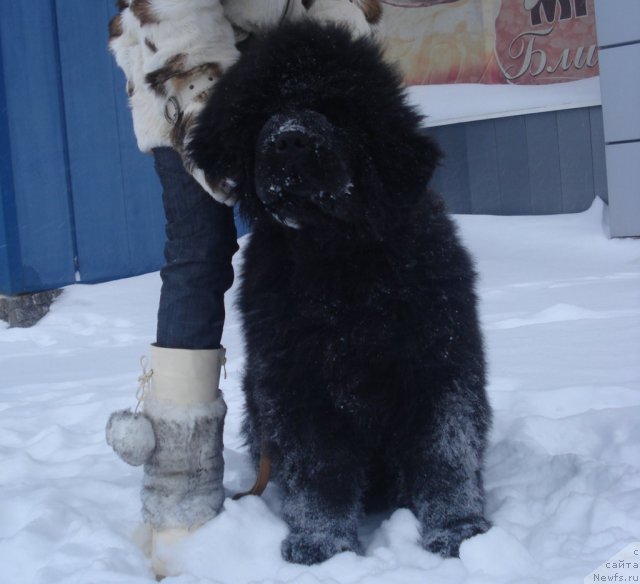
[188,21,441,233]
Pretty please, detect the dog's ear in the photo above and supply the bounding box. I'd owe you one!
[350,99,443,205]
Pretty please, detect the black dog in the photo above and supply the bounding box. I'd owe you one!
[189,22,491,565]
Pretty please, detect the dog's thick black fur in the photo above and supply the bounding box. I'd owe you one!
[189,22,491,565]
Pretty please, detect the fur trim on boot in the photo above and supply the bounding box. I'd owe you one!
[140,391,227,529]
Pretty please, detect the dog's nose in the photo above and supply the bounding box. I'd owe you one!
[274,131,311,155]
[267,128,323,197]
[256,110,350,205]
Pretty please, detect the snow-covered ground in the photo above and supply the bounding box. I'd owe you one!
[1,198,639,584]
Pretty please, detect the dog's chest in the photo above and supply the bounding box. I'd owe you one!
[243,229,422,354]
[288,258,395,326]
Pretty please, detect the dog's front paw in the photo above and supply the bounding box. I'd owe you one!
[213,176,241,206]
[422,517,491,558]
[282,531,358,565]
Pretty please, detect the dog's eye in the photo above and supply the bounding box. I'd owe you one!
[189,84,194,90]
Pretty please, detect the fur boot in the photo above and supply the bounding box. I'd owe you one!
[106,345,227,577]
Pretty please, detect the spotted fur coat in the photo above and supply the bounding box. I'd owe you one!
[109,0,382,204]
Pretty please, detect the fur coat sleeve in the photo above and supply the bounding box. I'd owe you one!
[109,0,382,204]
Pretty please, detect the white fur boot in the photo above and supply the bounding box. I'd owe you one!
[106,345,227,577]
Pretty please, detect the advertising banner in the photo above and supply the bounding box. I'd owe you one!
[381,0,599,85]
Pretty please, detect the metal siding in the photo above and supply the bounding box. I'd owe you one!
[427,109,600,216]
[0,1,76,294]
[525,111,563,215]
[0,200,14,294]
[429,125,471,213]
[589,106,608,203]
[557,108,595,212]
[495,116,532,215]
[0,183,20,294]
[0,185,14,294]
[0,36,18,294]
[465,120,501,214]
[0,162,20,294]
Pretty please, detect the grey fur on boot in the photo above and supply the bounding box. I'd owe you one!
[142,396,227,529]
[106,395,227,529]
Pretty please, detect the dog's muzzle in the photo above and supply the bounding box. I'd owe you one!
[254,111,351,215]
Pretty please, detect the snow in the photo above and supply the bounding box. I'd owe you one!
[1,198,639,583]
[406,77,602,126]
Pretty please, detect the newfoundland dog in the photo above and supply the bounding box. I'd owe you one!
[189,21,491,565]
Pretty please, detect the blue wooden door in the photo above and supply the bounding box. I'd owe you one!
[0,1,77,294]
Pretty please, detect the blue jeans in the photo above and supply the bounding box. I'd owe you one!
[153,148,238,350]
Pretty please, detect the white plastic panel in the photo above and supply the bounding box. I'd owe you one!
[595,0,640,46]
[606,142,640,237]
[598,43,640,143]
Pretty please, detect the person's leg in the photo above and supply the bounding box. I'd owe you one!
[148,148,238,576]
[106,150,237,575]
[154,146,238,350]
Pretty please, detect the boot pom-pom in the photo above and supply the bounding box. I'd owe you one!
[106,409,156,466]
